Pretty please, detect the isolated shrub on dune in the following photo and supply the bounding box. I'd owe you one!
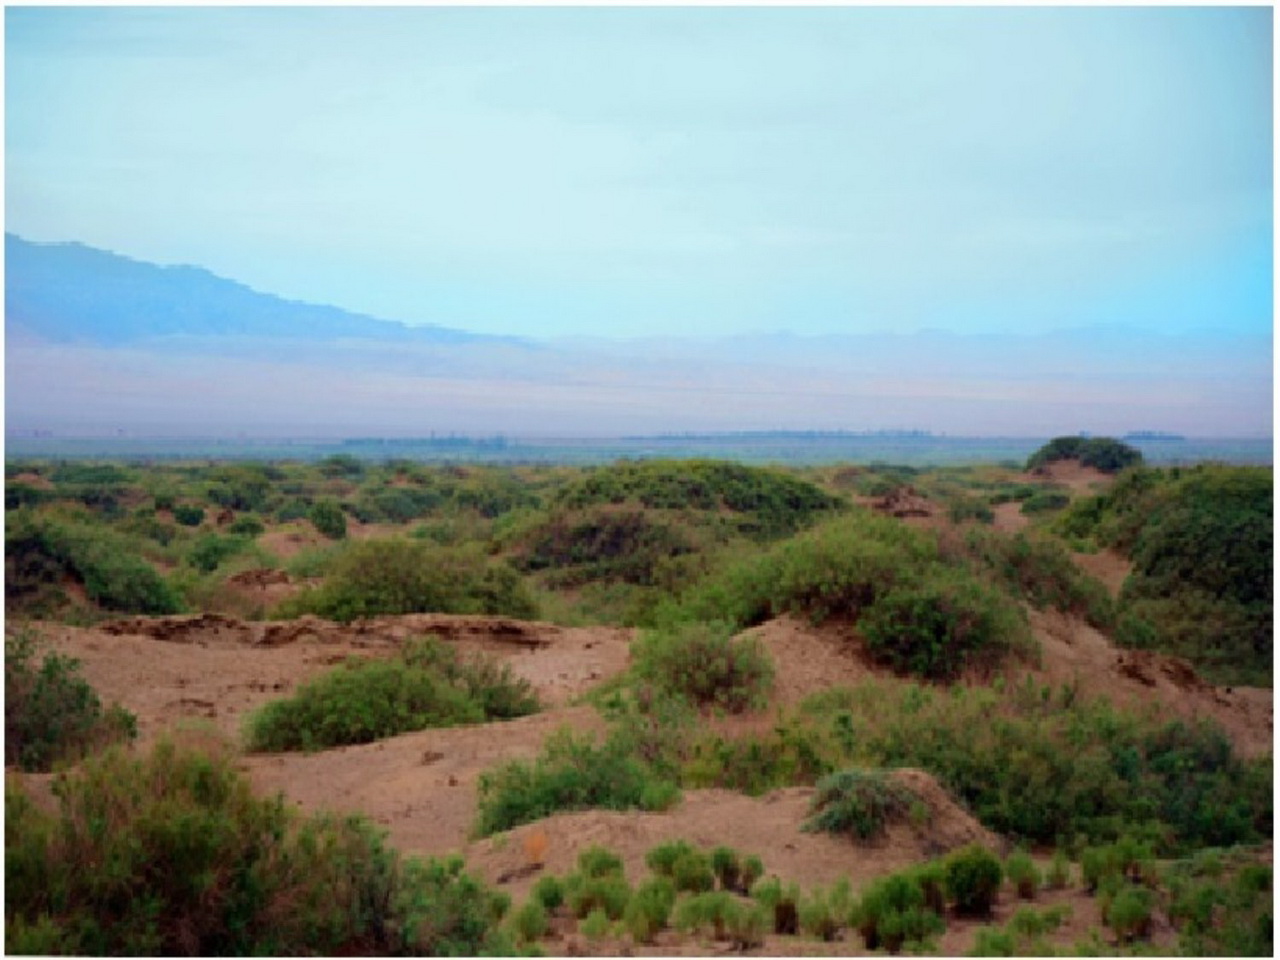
[946,845,1004,918]
[245,637,538,752]
[802,768,918,841]
[275,538,538,623]
[631,620,774,713]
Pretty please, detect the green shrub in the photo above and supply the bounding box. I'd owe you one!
[671,848,715,893]
[531,874,565,912]
[1004,850,1041,899]
[851,871,944,952]
[510,898,549,944]
[726,902,769,949]
[276,538,538,623]
[673,891,741,940]
[751,876,800,935]
[187,532,251,572]
[565,873,631,921]
[578,907,610,940]
[577,845,624,879]
[1026,436,1143,473]
[860,572,1026,681]
[1047,849,1071,890]
[226,514,265,536]
[308,498,348,539]
[710,846,741,891]
[4,737,511,955]
[803,768,917,841]
[245,638,538,752]
[945,845,1004,918]
[5,629,137,771]
[473,728,679,837]
[645,839,698,877]
[5,512,182,616]
[798,887,842,941]
[171,503,204,526]
[631,620,774,713]
[622,877,675,943]
[740,854,765,892]
[1020,491,1071,515]
[1105,886,1155,943]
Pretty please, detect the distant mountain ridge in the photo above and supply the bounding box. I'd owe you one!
[4,233,516,347]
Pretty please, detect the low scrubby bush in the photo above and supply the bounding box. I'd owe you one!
[673,891,741,940]
[802,768,917,841]
[631,620,774,712]
[4,737,512,955]
[275,538,538,623]
[945,845,1004,918]
[622,877,675,943]
[6,511,183,616]
[473,728,679,837]
[1026,436,1143,473]
[5,629,137,771]
[850,870,944,952]
[245,637,538,752]
[751,876,800,935]
[1004,850,1041,899]
[308,498,348,539]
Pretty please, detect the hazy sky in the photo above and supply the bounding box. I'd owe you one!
[6,4,1273,341]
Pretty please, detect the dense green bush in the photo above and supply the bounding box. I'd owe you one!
[275,538,538,623]
[245,637,538,752]
[1020,490,1071,514]
[5,629,137,771]
[172,503,204,526]
[5,511,182,616]
[1055,464,1271,685]
[1004,850,1041,899]
[557,459,843,538]
[308,498,348,539]
[473,728,679,837]
[850,870,944,952]
[5,737,512,956]
[954,528,1115,630]
[945,845,1004,918]
[751,876,800,935]
[802,768,917,841]
[1026,436,1143,473]
[631,620,774,712]
[186,532,251,572]
[622,877,676,943]
[860,572,1025,680]
[796,680,1271,852]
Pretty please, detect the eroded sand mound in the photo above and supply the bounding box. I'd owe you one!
[23,613,633,744]
[466,768,1000,902]
[1023,608,1272,759]
[1027,458,1113,493]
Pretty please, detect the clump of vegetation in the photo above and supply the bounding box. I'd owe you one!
[6,510,183,616]
[274,538,538,623]
[1004,849,1041,899]
[673,510,1036,681]
[5,737,513,956]
[556,459,844,538]
[859,572,1024,681]
[1020,490,1071,515]
[1026,436,1143,474]
[622,876,676,943]
[473,728,680,837]
[751,876,801,935]
[1056,464,1271,684]
[307,497,348,539]
[631,620,774,713]
[245,637,538,752]
[968,904,1071,956]
[564,847,631,920]
[5,629,137,771]
[945,845,1004,918]
[850,869,945,952]
[954,528,1115,630]
[802,768,918,841]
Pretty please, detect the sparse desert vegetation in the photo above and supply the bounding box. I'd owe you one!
[4,441,1272,955]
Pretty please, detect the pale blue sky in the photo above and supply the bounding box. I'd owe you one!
[6,5,1273,340]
